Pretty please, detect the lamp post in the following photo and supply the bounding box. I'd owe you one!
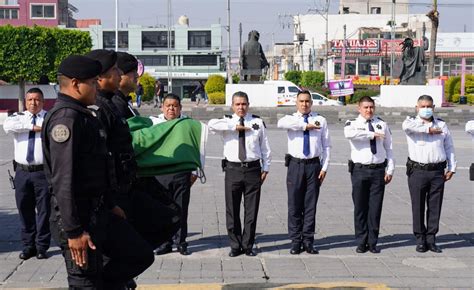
[115,0,118,51]
[226,0,232,84]
[296,32,306,71]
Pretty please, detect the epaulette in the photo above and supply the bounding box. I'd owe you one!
[262,121,267,128]
[88,105,100,111]
[407,116,415,119]
[252,114,261,119]
[224,114,232,119]
[436,117,444,122]
[345,119,354,126]
[376,116,384,121]
[15,112,24,116]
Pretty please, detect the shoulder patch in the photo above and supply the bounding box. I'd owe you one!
[252,114,261,119]
[224,114,232,119]
[51,124,70,143]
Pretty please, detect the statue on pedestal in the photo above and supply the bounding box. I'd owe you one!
[240,30,269,82]
[399,37,429,85]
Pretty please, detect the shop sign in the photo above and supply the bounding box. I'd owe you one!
[329,79,354,97]
[331,39,380,53]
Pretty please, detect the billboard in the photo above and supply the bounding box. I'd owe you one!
[329,79,354,97]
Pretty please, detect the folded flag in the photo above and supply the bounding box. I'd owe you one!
[127,116,207,176]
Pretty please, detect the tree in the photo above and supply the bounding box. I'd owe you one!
[427,0,439,79]
[138,73,156,102]
[0,25,92,111]
[284,70,302,86]
[300,71,325,89]
[205,75,226,94]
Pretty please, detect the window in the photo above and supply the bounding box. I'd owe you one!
[188,31,211,50]
[358,58,379,76]
[277,87,285,93]
[31,4,55,19]
[288,86,300,93]
[137,55,168,66]
[183,55,217,66]
[0,8,19,19]
[142,31,175,50]
[103,31,128,50]
[335,63,356,75]
[370,7,381,14]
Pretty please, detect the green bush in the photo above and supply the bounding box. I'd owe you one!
[232,74,240,84]
[445,75,474,103]
[284,70,302,86]
[208,92,225,104]
[349,89,379,104]
[205,75,226,94]
[139,73,156,102]
[300,71,325,89]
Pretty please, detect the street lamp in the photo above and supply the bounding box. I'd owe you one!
[296,32,306,71]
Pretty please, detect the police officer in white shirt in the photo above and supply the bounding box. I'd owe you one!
[402,94,456,253]
[151,94,197,256]
[465,120,474,181]
[344,96,394,254]
[277,90,331,255]
[3,88,50,260]
[208,91,271,257]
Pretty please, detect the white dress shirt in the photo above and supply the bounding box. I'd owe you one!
[402,115,457,172]
[344,115,395,175]
[208,113,271,172]
[466,120,474,141]
[277,111,331,171]
[3,110,46,165]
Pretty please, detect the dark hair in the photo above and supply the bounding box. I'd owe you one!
[163,93,181,105]
[297,90,312,99]
[232,91,249,103]
[358,96,375,105]
[417,95,433,103]
[26,87,44,99]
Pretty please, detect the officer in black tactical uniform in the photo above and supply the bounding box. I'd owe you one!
[113,51,140,119]
[42,55,154,290]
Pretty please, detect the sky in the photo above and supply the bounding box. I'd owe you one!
[70,0,474,53]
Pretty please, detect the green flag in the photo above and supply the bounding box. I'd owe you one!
[127,116,207,177]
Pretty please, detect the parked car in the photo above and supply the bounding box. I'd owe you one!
[310,92,343,106]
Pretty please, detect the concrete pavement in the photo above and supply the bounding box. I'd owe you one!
[0,124,473,289]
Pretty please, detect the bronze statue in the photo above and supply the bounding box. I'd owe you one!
[240,30,269,82]
[399,37,429,85]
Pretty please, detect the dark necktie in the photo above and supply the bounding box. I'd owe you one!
[368,119,377,155]
[303,114,310,156]
[26,114,37,163]
[238,117,246,162]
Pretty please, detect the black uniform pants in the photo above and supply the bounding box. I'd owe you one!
[14,168,51,252]
[155,171,192,246]
[351,166,385,246]
[224,165,262,250]
[51,211,154,290]
[408,168,445,245]
[286,159,321,245]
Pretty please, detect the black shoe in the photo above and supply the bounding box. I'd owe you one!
[416,244,428,253]
[427,243,442,253]
[368,245,380,254]
[154,244,172,255]
[125,279,137,289]
[356,244,368,253]
[19,248,37,260]
[302,243,319,254]
[228,248,242,257]
[36,251,48,259]
[177,245,190,256]
[244,249,257,256]
[290,243,302,255]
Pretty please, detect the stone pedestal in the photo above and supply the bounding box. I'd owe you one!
[380,85,443,108]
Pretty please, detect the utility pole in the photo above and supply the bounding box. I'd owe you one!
[341,24,346,79]
[427,0,439,79]
[325,0,329,86]
[390,0,395,84]
[167,0,172,92]
[226,0,232,84]
[239,22,242,77]
[115,0,118,51]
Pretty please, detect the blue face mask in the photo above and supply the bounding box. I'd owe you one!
[418,107,433,119]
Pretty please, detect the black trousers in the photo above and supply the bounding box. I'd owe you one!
[155,171,191,246]
[224,165,262,250]
[14,168,51,252]
[286,159,321,245]
[51,211,154,290]
[408,168,445,245]
[351,166,385,246]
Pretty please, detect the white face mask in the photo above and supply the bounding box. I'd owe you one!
[418,107,433,119]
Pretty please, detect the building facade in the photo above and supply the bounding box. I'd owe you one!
[77,20,224,98]
[0,0,71,27]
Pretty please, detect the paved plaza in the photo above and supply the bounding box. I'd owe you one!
[0,122,473,289]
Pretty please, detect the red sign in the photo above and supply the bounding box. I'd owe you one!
[381,39,424,52]
[331,39,380,53]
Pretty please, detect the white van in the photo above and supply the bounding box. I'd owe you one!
[264,80,301,106]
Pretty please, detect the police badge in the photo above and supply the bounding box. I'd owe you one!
[376,124,382,130]
[315,121,320,127]
[252,123,260,130]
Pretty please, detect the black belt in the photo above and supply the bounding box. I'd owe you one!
[13,160,44,172]
[288,155,320,164]
[408,158,446,171]
[226,160,261,168]
[354,159,387,169]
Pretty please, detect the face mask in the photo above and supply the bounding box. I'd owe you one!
[418,107,433,119]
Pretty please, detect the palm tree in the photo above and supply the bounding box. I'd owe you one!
[427,0,439,79]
